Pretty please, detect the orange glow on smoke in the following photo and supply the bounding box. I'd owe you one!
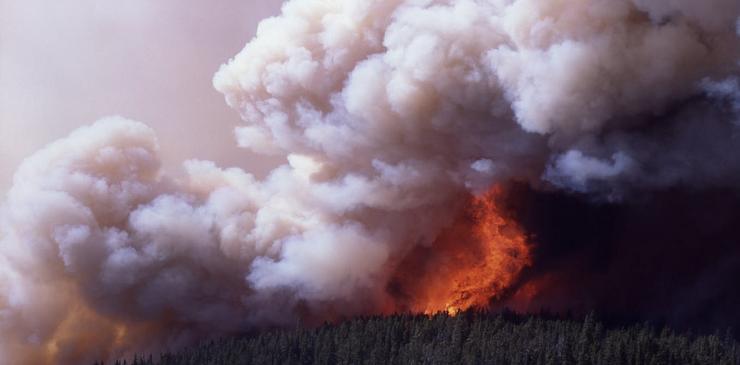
[392,187,531,315]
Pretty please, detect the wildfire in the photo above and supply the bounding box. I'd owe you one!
[392,187,531,315]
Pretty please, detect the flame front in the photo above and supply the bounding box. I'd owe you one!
[391,187,532,315]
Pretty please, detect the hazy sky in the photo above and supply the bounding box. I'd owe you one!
[0,0,284,194]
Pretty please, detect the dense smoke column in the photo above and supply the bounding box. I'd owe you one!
[0,0,738,364]
[214,0,740,197]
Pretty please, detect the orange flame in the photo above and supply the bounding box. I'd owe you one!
[391,187,531,315]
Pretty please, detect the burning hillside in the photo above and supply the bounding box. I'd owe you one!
[0,0,738,364]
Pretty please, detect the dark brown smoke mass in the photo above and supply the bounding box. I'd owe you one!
[0,1,738,364]
[501,184,740,333]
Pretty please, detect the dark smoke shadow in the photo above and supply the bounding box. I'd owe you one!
[499,183,740,335]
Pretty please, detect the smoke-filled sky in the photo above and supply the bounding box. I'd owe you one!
[0,1,739,365]
[0,0,283,194]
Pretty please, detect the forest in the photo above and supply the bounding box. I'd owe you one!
[101,311,740,365]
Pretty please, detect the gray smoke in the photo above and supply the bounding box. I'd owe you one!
[1,0,738,364]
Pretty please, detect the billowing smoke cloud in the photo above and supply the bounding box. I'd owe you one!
[1,0,738,364]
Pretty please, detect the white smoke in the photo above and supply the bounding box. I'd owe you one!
[1,0,739,363]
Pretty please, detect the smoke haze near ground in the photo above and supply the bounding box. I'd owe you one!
[0,1,738,364]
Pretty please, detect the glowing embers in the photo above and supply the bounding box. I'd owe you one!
[391,187,531,315]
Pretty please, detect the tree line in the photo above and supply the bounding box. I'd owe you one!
[99,310,739,365]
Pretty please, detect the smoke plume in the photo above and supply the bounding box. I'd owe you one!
[1,0,738,363]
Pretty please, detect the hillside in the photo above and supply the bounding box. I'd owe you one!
[105,311,740,365]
